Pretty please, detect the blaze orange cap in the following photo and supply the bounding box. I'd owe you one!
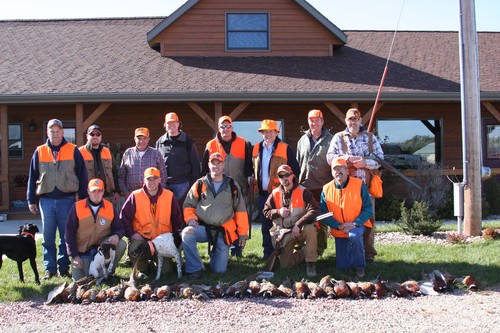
[331,157,348,169]
[346,108,361,119]
[218,116,232,125]
[258,119,280,133]
[165,112,179,123]
[134,127,150,137]
[88,178,104,191]
[144,167,160,179]
[308,109,323,119]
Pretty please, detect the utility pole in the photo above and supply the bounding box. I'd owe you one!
[459,0,482,236]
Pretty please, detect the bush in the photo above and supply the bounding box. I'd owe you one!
[397,200,442,236]
[485,175,500,215]
[376,194,404,221]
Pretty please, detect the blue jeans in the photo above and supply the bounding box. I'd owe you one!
[39,196,75,273]
[181,225,229,274]
[167,181,190,206]
[334,225,366,270]
[259,192,274,258]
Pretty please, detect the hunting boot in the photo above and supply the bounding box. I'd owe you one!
[306,262,317,277]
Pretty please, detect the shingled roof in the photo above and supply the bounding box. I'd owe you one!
[0,18,499,104]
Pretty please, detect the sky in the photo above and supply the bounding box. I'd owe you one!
[0,0,499,31]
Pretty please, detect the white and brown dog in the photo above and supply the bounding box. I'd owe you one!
[89,243,116,285]
[132,232,182,280]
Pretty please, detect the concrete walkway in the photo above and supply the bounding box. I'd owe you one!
[0,218,43,239]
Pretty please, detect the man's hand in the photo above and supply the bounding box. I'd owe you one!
[350,156,366,169]
[130,233,144,241]
[342,222,356,234]
[73,256,83,270]
[107,234,119,245]
[112,192,120,205]
[186,218,199,227]
[28,204,38,214]
[279,207,290,218]
[292,225,301,238]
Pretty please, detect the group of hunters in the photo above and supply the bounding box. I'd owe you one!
[27,107,384,281]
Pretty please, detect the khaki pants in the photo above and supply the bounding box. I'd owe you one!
[363,196,377,260]
[128,239,173,276]
[310,188,328,255]
[279,224,318,269]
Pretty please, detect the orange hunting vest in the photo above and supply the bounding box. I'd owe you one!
[131,189,173,240]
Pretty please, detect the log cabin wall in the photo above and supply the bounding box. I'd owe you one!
[152,0,343,57]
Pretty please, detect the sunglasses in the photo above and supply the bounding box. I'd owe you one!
[278,173,291,179]
[219,125,232,130]
[89,133,101,137]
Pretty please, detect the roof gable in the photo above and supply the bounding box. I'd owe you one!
[147,0,347,55]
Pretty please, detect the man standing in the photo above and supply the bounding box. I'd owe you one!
[263,165,320,277]
[155,112,200,206]
[27,119,88,279]
[121,167,183,278]
[201,115,253,256]
[118,127,167,200]
[65,178,126,281]
[326,108,384,263]
[182,153,249,279]
[296,109,333,256]
[320,157,373,278]
[79,125,120,207]
[252,119,299,260]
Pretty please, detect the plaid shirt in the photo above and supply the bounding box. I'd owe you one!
[118,146,167,193]
[326,128,384,183]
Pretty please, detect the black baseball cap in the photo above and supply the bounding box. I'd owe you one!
[87,124,102,134]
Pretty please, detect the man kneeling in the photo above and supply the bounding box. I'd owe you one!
[263,165,320,277]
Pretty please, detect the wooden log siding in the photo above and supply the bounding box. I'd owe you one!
[153,0,343,56]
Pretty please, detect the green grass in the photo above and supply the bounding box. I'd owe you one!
[1,222,499,303]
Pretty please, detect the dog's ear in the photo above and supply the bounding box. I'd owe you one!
[18,225,24,234]
[109,244,116,250]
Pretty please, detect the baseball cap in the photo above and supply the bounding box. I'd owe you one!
[144,167,160,179]
[134,127,150,137]
[277,164,293,175]
[165,112,179,122]
[218,116,232,126]
[258,119,280,133]
[331,157,348,168]
[87,124,102,135]
[47,119,63,129]
[209,152,224,163]
[308,109,323,119]
[346,108,361,119]
[88,178,104,191]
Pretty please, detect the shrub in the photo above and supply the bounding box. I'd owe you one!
[484,175,500,215]
[376,194,404,222]
[397,200,442,236]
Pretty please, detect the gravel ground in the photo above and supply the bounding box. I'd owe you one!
[0,230,498,333]
[0,288,499,333]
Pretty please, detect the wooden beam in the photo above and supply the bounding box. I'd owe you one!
[215,102,222,123]
[187,102,216,131]
[323,102,345,123]
[482,101,500,123]
[75,103,84,147]
[362,103,385,127]
[82,103,111,130]
[0,105,9,209]
[228,102,250,120]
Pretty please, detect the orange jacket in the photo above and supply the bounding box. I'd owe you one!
[322,177,372,238]
[74,199,114,253]
[131,189,173,240]
[206,136,248,189]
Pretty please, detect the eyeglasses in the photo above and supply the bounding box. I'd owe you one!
[278,173,291,179]
[347,117,360,122]
[89,133,101,137]
[219,125,232,130]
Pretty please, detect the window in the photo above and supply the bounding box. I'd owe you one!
[483,120,500,168]
[377,119,442,169]
[226,13,269,51]
[232,120,283,146]
[8,124,23,159]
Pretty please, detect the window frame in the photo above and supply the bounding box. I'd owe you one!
[483,118,500,168]
[225,12,270,52]
[8,123,23,160]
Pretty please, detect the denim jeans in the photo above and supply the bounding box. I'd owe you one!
[258,192,274,258]
[39,196,75,273]
[334,225,366,270]
[181,225,229,274]
[167,180,190,206]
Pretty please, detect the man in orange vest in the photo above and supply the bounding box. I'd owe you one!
[320,157,373,278]
[201,115,253,257]
[27,119,88,280]
[79,125,120,207]
[65,178,126,281]
[263,165,320,277]
[253,119,300,260]
[121,167,183,278]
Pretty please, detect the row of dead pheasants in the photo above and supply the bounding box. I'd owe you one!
[46,269,478,305]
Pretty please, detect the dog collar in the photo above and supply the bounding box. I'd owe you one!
[21,231,35,240]
[147,240,156,256]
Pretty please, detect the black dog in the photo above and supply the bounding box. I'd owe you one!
[0,223,40,284]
